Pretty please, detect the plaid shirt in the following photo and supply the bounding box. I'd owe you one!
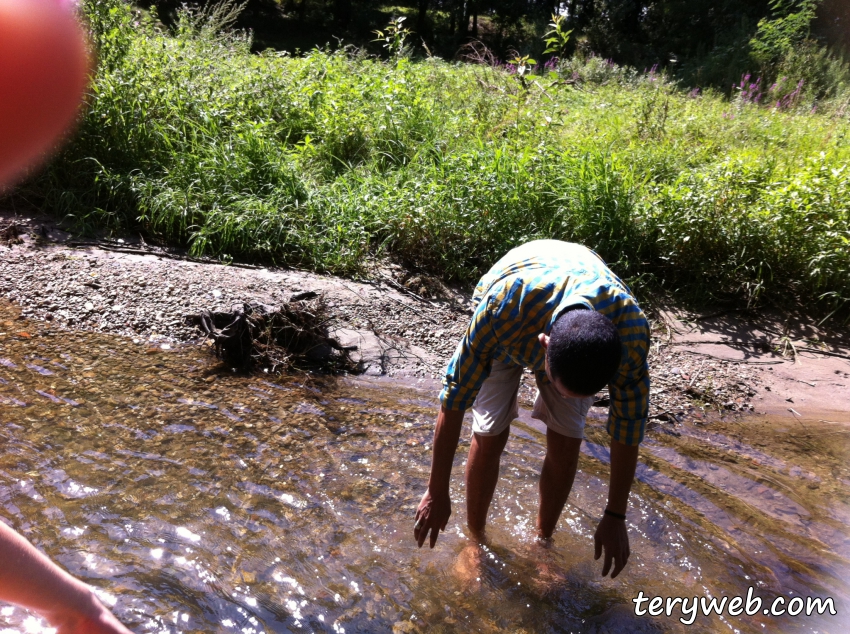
[440,240,650,446]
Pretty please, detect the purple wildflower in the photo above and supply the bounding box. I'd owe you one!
[736,74,763,104]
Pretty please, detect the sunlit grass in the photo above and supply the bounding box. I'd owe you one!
[18,8,850,318]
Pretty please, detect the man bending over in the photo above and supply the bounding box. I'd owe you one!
[413,240,650,578]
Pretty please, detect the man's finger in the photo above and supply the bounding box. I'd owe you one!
[611,545,630,578]
[429,525,440,548]
[601,549,613,577]
[415,518,427,548]
[593,532,602,560]
[610,554,625,579]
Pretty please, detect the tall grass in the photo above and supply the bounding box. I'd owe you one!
[16,2,850,318]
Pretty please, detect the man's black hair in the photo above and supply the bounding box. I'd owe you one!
[547,308,622,396]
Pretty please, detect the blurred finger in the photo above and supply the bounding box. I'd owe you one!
[593,533,602,560]
[0,0,91,188]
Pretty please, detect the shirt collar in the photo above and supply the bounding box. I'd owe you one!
[547,296,594,333]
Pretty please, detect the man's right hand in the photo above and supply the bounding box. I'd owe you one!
[413,406,465,549]
[414,488,452,548]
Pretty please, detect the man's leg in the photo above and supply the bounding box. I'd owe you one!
[465,360,523,538]
[465,425,510,537]
[537,427,582,539]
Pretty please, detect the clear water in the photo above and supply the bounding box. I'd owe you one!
[0,303,847,633]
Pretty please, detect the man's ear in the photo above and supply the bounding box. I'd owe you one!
[538,333,549,350]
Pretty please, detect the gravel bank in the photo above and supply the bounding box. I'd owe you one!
[4,211,846,430]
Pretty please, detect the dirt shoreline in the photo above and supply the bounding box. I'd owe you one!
[2,210,849,431]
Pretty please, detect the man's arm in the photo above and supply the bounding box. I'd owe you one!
[417,291,499,548]
[593,439,639,578]
[594,311,649,577]
[605,438,639,516]
[413,406,465,548]
[0,521,132,633]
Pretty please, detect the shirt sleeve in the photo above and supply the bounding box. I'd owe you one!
[439,296,499,411]
[606,319,650,446]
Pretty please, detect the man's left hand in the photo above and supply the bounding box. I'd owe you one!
[593,514,630,578]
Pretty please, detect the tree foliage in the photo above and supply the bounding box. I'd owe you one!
[750,0,820,67]
[131,0,845,92]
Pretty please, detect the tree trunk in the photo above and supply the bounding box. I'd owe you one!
[565,0,577,22]
[471,1,478,36]
[461,0,470,36]
[333,0,352,28]
[453,0,464,36]
[417,0,429,35]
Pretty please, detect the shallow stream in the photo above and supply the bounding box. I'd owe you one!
[0,303,847,633]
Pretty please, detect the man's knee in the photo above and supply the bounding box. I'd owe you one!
[544,429,582,465]
[472,425,510,458]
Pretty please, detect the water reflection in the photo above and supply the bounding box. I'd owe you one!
[0,303,847,633]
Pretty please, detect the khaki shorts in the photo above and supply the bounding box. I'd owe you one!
[472,360,594,439]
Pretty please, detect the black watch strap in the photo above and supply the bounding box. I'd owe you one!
[604,508,626,520]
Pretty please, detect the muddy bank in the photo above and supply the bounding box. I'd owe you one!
[655,308,850,421]
[1,210,849,429]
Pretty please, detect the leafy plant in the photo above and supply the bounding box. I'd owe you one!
[177,0,249,38]
[79,0,134,72]
[373,16,412,59]
[543,13,573,60]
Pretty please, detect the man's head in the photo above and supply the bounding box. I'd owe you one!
[538,308,621,398]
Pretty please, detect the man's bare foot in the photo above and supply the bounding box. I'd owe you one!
[530,538,567,597]
[454,541,486,590]
[534,566,567,598]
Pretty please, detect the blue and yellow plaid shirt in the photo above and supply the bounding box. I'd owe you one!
[440,240,650,446]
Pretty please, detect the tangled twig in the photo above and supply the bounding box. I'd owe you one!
[188,298,357,373]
